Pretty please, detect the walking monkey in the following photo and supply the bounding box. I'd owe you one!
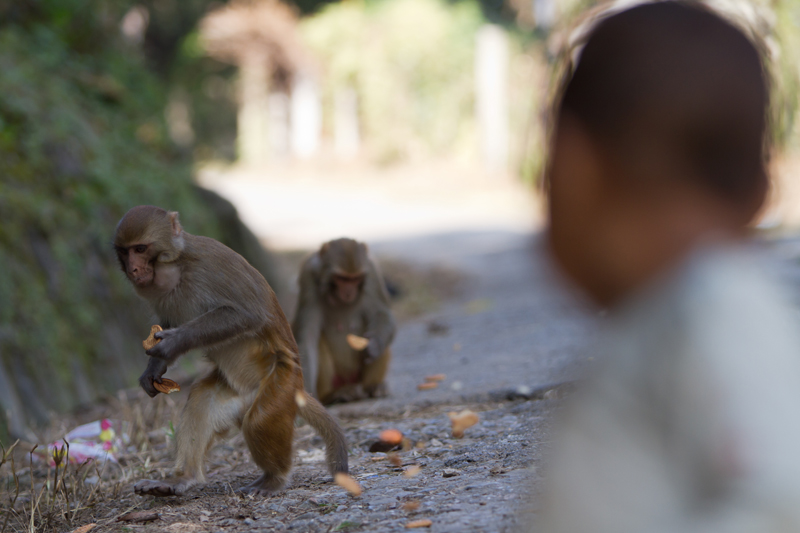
[292,238,396,404]
[114,205,348,496]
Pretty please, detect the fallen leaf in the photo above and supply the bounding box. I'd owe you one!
[404,465,422,478]
[448,409,479,438]
[346,334,369,351]
[143,325,163,350]
[405,519,432,528]
[379,429,403,446]
[424,374,446,382]
[335,473,362,496]
[295,391,307,407]
[117,511,159,523]
[153,378,180,395]
[70,523,97,533]
[417,382,438,391]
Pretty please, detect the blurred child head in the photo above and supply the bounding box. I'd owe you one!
[546,1,769,307]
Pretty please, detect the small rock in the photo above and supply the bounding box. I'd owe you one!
[442,469,459,478]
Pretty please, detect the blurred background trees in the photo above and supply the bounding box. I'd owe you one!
[0,0,798,444]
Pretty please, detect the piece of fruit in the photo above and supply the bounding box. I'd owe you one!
[142,325,163,351]
[335,472,362,496]
[424,374,446,382]
[346,334,370,351]
[153,378,180,395]
[448,409,479,438]
[405,519,432,528]
[417,382,438,391]
[379,429,403,446]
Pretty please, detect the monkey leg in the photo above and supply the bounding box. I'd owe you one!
[361,347,392,398]
[134,369,242,497]
[239,363,298,496]
[315,337,338,403]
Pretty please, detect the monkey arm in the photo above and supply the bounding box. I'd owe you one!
[293,305,323,396]
[146,306,265,362]
[363,306,396,361]
[362,262,397,360]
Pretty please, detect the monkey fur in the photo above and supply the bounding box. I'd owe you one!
[114,205,348,496]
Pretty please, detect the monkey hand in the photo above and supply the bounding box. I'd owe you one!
[139,357,168,398]
[145,328,183,361]
[365,337,382,363]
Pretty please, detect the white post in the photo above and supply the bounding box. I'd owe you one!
[475,24,509,174]
[290,71,322,159]
[533,0,557,30]
[237,50,270,165]
[334,87,360,160]
[268,91,290,160]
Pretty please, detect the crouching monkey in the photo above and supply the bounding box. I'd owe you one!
[292,238,396,404]
[114,205,348,496]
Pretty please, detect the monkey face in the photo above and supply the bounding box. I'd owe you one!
[117,243,156,287]
[330,274,365,306]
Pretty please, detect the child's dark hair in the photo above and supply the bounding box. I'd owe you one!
[558,1,769,206]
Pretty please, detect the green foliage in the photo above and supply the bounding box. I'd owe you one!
[301,0,484,164]
[0,2,217,419]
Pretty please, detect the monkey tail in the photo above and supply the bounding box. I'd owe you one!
[297,393,349,476]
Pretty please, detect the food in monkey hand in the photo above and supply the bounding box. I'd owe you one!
[346,334,370,351]
[335,472,362,496]
[417,382,438,391]
[142,325,163,351]
[153,378,181,394]
[448,409,479,438]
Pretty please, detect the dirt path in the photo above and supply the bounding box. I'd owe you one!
[0,231,596,533]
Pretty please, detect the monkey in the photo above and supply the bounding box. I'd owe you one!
[113,205,348,497]
[292,238,396,404]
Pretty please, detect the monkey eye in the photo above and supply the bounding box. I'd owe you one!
[133,245,147,254]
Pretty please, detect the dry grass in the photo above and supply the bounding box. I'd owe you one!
[0,391,185,533]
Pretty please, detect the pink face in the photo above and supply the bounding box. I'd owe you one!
[116,243,156,287]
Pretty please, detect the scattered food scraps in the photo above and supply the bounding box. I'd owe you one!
[417,382,438,391]
[346,334,370,351]
[153,378,180,395]
[387,453,403,467]
[406,519,433,528]
[335,472,362,496]
[424,374,446,382]
[70,524,97,533]
[448,409,479,438]
[379,429,403,446]
[404,465,422,478]
[142,325,163,350]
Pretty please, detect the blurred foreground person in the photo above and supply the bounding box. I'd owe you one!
[540,2,800,532]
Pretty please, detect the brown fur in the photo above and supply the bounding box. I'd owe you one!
[114,206,348,497]
[292,238,396,404]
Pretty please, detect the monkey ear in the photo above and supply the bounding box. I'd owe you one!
[168,211,183,237]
